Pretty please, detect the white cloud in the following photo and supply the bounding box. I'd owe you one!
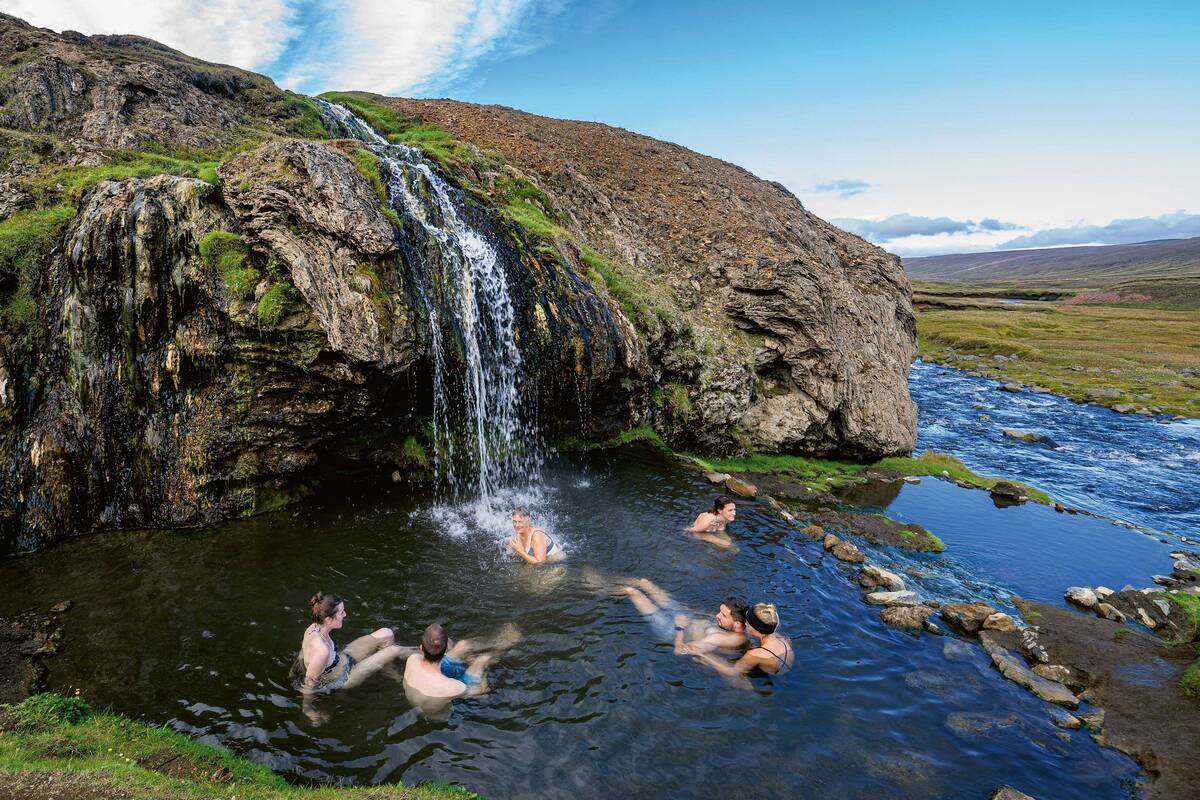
[326,0,548,94]
[2,1,566,96]
[2,0,296,71]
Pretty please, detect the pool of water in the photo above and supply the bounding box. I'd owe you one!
[0,447,1148,799]
[910,361,1200,538]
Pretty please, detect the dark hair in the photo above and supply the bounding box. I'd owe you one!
[309,592,344,624]
[421,623,448,661]
[710,495,735,515]
[723,596,749,624]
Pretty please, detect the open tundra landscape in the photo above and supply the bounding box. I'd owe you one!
[0,5,1198,800]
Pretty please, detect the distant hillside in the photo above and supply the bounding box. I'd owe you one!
[903,237,1200,287]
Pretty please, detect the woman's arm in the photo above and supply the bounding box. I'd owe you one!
[690,531,734,549]
[694,650,761,678]
[508,533,541,564]
[687,513,715,533]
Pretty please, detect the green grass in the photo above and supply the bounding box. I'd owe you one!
[1113,627,1130,642]
[1183,657,1200,699]
[1157,591,1200,645]
[0,204,77,332]
[877,451,1053,504]
[199,231,259,301]
[652,383,693,420]
[918,304,1200,417]
[683,449,1052,504]
[579,246,665,332]
[256,282,297,326]
[24,151,221,206]
[403,436,430,468]
[0,694,477,799]
[319,93,417,140]
[283,92,329,139]
[349,147,403,229]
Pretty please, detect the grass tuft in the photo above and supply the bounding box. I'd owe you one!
[256,282,297,326]
[199,231,259,301]
[0,693,479,798]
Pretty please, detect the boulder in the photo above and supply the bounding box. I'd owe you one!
[1095,603,1126,623]
[941,602,999,634]
[800,524,825,539]
[989,481,1027,503]
[1064,586,1098,609]
[983,612,1017,633]
[880,605,935,630]
[724,476,758,498]
[859,565,906,592]
[1094,586,1114,601]
[704,471,730,484]
[866,590,920,606]
[1000,382,1024,393]
[831,541,865,564]
[823,533,840,550]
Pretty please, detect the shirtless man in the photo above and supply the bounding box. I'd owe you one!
[404,623,492,702]
[621,578,749,655]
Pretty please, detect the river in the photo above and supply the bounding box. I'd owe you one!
[3,364,1195,798]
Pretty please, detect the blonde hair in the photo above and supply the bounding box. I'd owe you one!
[746,603,779,634]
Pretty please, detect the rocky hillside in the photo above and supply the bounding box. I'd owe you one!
[0,13,916,552]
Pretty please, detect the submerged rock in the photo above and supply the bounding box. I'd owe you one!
[992,787,1037,800]
[1002,429,1058,448]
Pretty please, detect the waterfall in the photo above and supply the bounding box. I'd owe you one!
[314,99,536,502]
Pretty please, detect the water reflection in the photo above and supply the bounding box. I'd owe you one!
[0,447,1145,799]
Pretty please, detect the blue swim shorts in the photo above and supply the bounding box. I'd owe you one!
[440,655,481,686]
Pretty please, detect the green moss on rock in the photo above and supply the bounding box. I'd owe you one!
[199,231,259,301]
[257,282,297,326]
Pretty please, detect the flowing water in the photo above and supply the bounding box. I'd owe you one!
[315,99,535,502]
[910,360,1200,538]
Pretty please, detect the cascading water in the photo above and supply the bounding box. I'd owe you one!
[314,99,537,507]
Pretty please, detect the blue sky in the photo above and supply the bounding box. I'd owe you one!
[5,0,1199,255]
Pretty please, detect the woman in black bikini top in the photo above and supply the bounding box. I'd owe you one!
[694,602,793,680]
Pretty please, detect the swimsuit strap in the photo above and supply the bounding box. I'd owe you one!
[308,626,338,673]
[753,639,791,671]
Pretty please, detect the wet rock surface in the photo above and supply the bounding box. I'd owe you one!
[1013,598,1200,800]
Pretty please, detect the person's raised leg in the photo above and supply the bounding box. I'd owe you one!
[342,644,415,689]
[635,578,674,608]
[622,586,660,616]
[342,627,395,662]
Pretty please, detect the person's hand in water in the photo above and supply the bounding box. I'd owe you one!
[675,613,690,629]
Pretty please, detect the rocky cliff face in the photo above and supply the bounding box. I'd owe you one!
[382,98,916,457]
[0,13,915,552]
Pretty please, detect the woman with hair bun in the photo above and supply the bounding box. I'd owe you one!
[687,495,737,549]
[290,591,412,720]
[694,602,793,682]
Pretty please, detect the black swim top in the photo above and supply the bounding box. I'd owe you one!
[754,638,792,675]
